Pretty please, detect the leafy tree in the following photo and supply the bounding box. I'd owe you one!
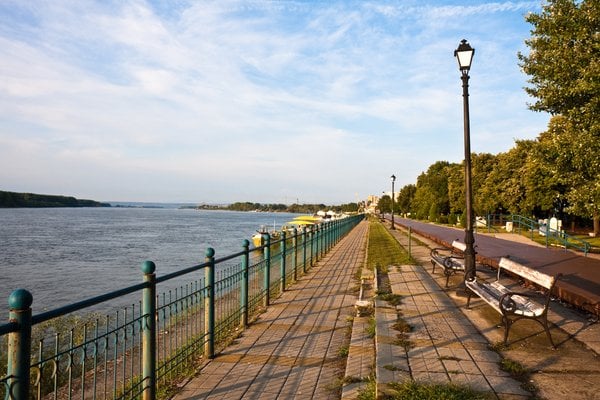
[378,195,392,214]
[339,202,359,212]
[518,0,600,234]
[412,161,453,221]
[396,184,416,215]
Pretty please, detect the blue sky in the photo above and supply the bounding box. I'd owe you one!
[0,0,550,204]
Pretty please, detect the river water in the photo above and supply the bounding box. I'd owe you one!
[0,207,298,317]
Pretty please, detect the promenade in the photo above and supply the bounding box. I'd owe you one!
[174,218,600,399]
[174,220,369,399]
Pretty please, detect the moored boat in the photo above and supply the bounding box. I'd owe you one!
[252,224,281,247]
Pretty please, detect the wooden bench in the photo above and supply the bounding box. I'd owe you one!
[466,257,561,348]
[430,240,466,287]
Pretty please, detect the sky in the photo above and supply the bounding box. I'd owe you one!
[0,0,551,205]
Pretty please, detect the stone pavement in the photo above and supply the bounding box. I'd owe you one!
[376,228,529,399]
[384,222,600,400]
[173,217,599,399]
[173,220,369,400]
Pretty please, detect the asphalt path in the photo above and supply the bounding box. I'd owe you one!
[392,217,600,317]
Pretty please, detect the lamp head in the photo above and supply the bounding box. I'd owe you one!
[391,174,396,182]
[454,39,474,72]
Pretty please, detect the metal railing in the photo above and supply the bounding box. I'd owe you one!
[509,214,591,256]
[0,214,364,400]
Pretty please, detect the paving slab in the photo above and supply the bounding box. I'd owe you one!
[376,263,529,399]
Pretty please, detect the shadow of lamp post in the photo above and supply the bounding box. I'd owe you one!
[454,39,476,284]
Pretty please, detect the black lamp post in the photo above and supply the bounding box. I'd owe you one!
[391,174,396,230]
[454,39,476,283]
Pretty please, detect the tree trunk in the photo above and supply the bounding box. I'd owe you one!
[594,212,599,236]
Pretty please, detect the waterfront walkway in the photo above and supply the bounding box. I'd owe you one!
[174,220,369,400]
[175,218,600,399]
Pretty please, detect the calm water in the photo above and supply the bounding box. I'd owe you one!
[0,208,298,316]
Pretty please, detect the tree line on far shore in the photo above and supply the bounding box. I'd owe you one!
[0,190,110,208]
[203,201,360,214]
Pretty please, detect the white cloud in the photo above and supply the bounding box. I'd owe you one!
[0,0,548,203]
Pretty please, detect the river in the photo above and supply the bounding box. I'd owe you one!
[0,207,299,317]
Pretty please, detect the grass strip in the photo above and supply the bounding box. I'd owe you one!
[367,217,413,273]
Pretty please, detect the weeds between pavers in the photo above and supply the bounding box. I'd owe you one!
[366,316,377,338]
[365,218,489,398]
[383,381,494,400]
[356,377,377,400]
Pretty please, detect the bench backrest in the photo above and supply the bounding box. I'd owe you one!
[498,257,555,289]
[452,240,466,252]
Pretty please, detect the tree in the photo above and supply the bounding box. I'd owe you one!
[518,0,600,234]
[396,184,416,215]
[378,195,392,214]
[412,161,453,221]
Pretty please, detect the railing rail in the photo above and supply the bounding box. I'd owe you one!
[0,214,364,400]
[508,214,590,256]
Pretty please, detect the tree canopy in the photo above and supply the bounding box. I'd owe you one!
[519,0,599,233]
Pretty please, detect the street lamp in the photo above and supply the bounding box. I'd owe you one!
[454,39,476,283]
[390,174,396,230]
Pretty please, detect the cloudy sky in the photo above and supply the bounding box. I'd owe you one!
[0,0,550,204]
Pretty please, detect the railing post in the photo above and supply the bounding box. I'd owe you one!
[320,223,325,258]
[302,227,307,274]
[263,234,271,307]
[241,239,250,328]
[315,225,320,262]
[141,261,157,400]
[204,247,215,358]
[280,231,287,293]
[292,228,298,282]
[7,289,33,400]
[309,226,314,267]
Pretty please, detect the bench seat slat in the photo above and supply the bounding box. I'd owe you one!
[466,281,544,317]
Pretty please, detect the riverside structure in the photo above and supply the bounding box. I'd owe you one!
[0,214,364,400]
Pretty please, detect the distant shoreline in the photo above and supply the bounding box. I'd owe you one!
[0,190,110,208]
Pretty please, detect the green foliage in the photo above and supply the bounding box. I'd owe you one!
[338,345,350,358]
[396,184,416,214]
[386,381,492,400]
[356,378,377,400]
[413,161,453,220]
[366,317,376,338]
[224,202,360,213]
[0,190,110,208]
[378,195,392,214]
[518,0,599,118]
[379,293,403,306]
[366,219,412,272]
[518,0,600,233]
[499,358,529,378]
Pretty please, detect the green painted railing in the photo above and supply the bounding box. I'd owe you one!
[0,214,364,400]
[501,214,591,256]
